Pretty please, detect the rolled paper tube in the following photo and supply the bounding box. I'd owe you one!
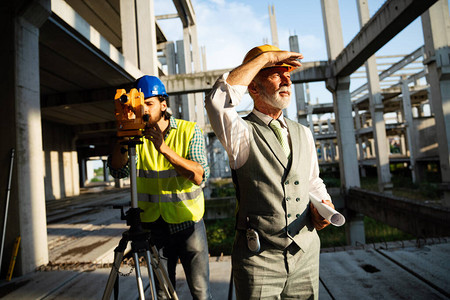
[309,193,346,226]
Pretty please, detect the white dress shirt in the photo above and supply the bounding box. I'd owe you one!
[205,72,331,201]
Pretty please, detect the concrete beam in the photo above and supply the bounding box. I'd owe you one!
[51,0,143,81]
[334,0,438,77]
[351,47,424,98]
[172,0,196,27]
[162,61,328,95]
[161,68,231,95]
[291,61,329,83]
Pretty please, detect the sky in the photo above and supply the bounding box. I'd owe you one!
[154,0,444,118]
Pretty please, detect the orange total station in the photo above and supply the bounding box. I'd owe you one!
[114,88,148,137]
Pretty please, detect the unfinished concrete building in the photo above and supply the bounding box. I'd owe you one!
[0,0,449,282]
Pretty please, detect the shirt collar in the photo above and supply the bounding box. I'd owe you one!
[163,115,177,139]
[169,115,177,129]
[252,108,288,128]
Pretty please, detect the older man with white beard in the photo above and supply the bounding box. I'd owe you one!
[205,44,334,300]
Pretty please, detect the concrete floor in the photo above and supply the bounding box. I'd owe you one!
[0,186,448,299]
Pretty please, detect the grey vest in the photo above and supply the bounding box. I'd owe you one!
[232,113,317,251]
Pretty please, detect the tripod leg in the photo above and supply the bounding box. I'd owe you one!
[102,251,124,300]
[144,250,158,300]
[133,252,146,300]
[149,246,179,300]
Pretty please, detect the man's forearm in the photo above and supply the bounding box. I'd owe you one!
[159,143,204,185]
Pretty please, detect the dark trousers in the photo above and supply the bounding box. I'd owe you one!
[148,218,212,300]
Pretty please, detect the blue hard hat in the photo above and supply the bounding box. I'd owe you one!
[135,75,168,99]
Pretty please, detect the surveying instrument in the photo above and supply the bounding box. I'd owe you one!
[102,89,178,300]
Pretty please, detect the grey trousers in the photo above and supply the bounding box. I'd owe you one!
[232,231,320,300]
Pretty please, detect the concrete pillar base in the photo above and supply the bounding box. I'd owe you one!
[346,213,366,246]
[380,182,394,195]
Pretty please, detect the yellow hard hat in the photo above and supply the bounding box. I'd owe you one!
[242,44,296,72]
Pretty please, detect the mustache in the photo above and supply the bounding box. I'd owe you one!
[277,86,291,94]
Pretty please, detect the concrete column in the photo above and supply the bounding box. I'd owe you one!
[401,79,419,183]
[307,105,315,140]
[165,41,177,75]
[330,141,336,162]
[331,77,362,190]
[201,46,207,71]
[181,25,205,128]
[268,5,279,48]
[190,25,206,128]
[396,111,407,155]
[421,0,450,206]
[80,158,87,188]
[120,0,138,67]
[181,29,197,122]
[71,150,80,196]
[0,0,51,276]
[354,106,364,160]
[327,118,334,132]
[357,0,392,193]
[369,138,375,158]
[136,0,158,75]
[319,142,325,162]
[289,35,307,125]
[189,24,202,72]
[305,83,311,104]
[176,39,191,121]
[321,0,364,245]
[103,160,108,182]
[164,41,181,117]
[418,104,424,117]
[366,138,372,158]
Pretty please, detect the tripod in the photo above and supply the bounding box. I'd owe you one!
[102,140,178,300]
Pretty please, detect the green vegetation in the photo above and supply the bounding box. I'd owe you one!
[205,218,235,256]
[209,178,235,198]
[90,167,104,183]
[360,164,442,201]
[206,216,415,255]
[94,167,104,176]
[317,216,415,248]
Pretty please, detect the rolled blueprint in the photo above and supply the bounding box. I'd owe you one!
[309,193,345,226]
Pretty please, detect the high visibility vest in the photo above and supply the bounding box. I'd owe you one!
[136,119,205,223]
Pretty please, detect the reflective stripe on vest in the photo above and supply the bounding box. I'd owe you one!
[136,119,205,223]
[138,169,179,179]
[138,188,203,203]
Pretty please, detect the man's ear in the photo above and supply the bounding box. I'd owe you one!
[160,100,168,112]
[248,81,258,97]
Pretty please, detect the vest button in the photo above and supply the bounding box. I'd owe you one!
[296,198,300,202]
[286,197,290,201]
[285,181,289,185]
[296,214,300,218]
[294,181,299,185]
[287,214,291,218]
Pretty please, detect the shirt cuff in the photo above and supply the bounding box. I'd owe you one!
[223,72,248,106]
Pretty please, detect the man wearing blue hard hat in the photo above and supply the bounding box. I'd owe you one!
[110,75,212,299]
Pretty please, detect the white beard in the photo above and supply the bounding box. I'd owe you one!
[259,85,291,110]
